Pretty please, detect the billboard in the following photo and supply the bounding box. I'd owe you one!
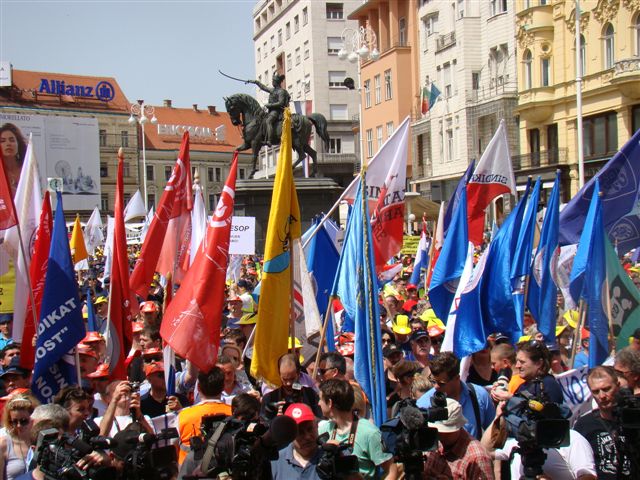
[0,112,101,210]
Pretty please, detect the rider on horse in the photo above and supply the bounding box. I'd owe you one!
[251,73,290,146]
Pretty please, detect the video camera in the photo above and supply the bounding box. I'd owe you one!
[612,387,640,478]
[503,388,570,480]
[315,434,360,480]
[111,427,179,480]
[186,414,297,480]
[380,391,449,480]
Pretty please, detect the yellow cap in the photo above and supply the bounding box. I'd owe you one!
[238,312,258,325]
[563,310,579,329]
[392,314,412,335]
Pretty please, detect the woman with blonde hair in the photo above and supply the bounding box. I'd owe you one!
[0,393,39,480]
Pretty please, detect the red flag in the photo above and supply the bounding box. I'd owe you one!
[130,133,192,297]
[19,192,52,370]
[466,119,516,245]
[161,153,238,372]
[421,86,429,115]
[107,150,134,379]
[0,150,18,230]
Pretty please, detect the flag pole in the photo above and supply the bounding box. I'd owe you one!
[604,268,615,354]
[15,223,40,336]
[289,232,296,353]
[313,297,335,381]
[569,299,586,368]
[74,347,82,385]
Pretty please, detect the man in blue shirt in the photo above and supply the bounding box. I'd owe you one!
[271,403,322,480]
[0,314,13,350]
[417,351,495,439]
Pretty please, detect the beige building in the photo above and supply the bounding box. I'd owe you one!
[515,0,640,201]
[252,0,361,186]
[411,0,520,203]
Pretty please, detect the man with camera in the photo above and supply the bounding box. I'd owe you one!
[317,378,398,479]
[574,366,632,479]
[271,403,323,479]
[423,397,494,479]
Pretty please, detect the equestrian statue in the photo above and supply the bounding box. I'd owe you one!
[222,71,330,179]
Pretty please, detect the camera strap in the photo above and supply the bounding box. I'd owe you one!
[201,421,228,475]
[466,383,483,440]
[330,413,359,448]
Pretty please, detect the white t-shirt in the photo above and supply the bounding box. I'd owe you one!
[94,414,154,438]
[495,430,597,480]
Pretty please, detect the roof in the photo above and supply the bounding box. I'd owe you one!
[0,69,131,113]
[143,105,244,153]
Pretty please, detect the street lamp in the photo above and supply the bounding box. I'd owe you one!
[129,99,158,211]
[338,26,379,170]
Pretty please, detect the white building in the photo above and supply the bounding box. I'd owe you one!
[252,0,362,186]
[411,0,519,205]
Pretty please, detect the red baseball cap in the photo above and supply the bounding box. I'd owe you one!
[82,332,104,344]
[87,363,110,379]
[140,301,159,313]
[144,361,165,377]
[77,344,98,359]
[406,284,417,291]
[285,403,315,424]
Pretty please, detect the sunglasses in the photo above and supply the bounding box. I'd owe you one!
[10,418,29,427]
[317,366,336,376]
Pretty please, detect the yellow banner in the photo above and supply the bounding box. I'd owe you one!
[401,235,420,255]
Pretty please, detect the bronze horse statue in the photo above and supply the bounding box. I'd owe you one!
[224,93,330,179]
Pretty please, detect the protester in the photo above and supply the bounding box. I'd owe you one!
[0,315,13,351]
[217,354,250,405]
[53,386,93,433]
[317,351,347,382]
[86,363,111,416]
[614,347,640,394]
[0,359,30,396]
[0,393,38,480]
[407,329,431,370]
[139,361,185,417]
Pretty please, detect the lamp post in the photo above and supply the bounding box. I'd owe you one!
[129,100,158,211]
[338,26,379,170]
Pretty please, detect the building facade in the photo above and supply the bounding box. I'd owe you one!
[515,0,640,200]
[411,0,520,204]
[252,0,361,186]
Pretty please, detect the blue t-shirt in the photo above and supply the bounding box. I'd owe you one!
[271,444,322,480]
[515,374,564,404]
[574,351,589,368]
[416,381,496,439]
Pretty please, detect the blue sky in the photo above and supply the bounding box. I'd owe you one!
[0,0,257,110]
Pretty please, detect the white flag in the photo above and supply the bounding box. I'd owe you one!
[140,207,153,244]
[84,207,104,254]
[3,138,42,342]
[189,183,207,266]
[123,190,146,222]
[293,239,322,362]
[102,216,115,286]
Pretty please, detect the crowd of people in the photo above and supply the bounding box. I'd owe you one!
[0,249,639,480]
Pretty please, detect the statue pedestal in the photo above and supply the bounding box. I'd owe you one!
[235,177,343,253]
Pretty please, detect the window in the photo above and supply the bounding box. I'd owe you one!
[446,124,454,161]
[146,164,154,181]
[294,15,299,33]
[215,167,222,182]
[165,166,172,181]
[529,128,540,166]
[123,162,130,178]
[329,138,342,153]
[101,194,109,212]
[304,41,310,59]
[303,7,308,25]
[458,0,464,18]
[263,42,267,58]
[547,123,559,164]
[328,37,342,55]
[239,168,246,180]
[364,80,371,108]
[633,105,640,134]
[384,70,392,100]
[286,22,291,39]
[257,47,261,62]
[424,14,438,37]
[399,17,407,46]
[472,71,481,90]
[304,74,310,92]
[443,62,452,98]
[208,194,217,213]
[374,74,381,104]
[376,125,383,151]
[366,129,373,157]
[386,122,394,137]
[278,29,282,46]
[286,53,292,70]
[99,129,107,147]
[541,57,550,86]
[326,3,344,19]
[604,23,614,69]
[100,162,108,178]
[490,0,507,15]
[328,70,346,87]
[121,130,129,147]
[295,47,301,65]
[576,34,586,76]
[523,49,532,89]
[147,194,156,210]
[270,35,275,52]
[635,15,640,56]
[583,111,617,158]
[207,167,214,182]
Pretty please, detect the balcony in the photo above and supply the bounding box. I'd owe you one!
[516,87,555,122]
[435,32,456,52]
[319,153,357,165]
[611,57,640,99]
[98,133,138,152]
[511,149,567,171]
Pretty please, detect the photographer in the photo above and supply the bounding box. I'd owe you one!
[260,353,321,422]
[95,380,154,437]
[574,366,632,478]
[318,379,397,479]
[423,398,494,479]
[271,403,322,479]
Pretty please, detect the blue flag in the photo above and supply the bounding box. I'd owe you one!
[443,160,475,236]
[429,187,468,322]
[480,181,530,341]
[527,172,561,343]
[410,226,431,287]
[32,192,86,403]
[560,128,640,255]
[569,179,608,367]
[511,177,541,329]
[306,220,340,351]
[331,174,386,426]
[86,287,96,332]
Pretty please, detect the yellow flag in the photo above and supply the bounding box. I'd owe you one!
[70,214,88,264]
[251,108,301,386]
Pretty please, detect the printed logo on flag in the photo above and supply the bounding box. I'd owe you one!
[610,275,639,336]
[585,157,638,201]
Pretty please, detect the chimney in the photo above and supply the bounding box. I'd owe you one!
[163,99,172,107]
[192,104,198,112]
[207,105,217,115]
